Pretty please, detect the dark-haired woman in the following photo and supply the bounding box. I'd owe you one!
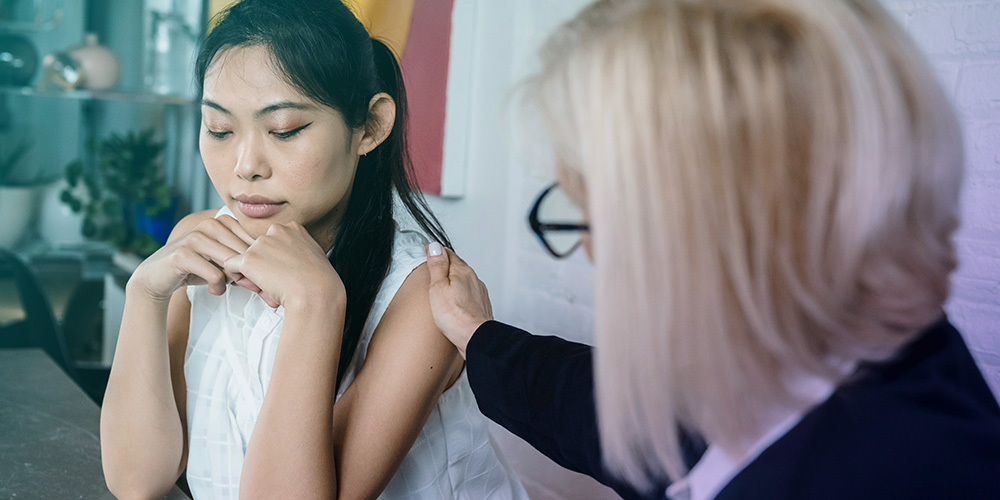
[99,1,527,499]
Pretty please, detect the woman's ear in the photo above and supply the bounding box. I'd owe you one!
[358,93,396,156]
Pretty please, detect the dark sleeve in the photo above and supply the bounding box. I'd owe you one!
[465,321,660,499]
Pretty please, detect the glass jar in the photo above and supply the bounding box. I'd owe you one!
[144,9,196,96]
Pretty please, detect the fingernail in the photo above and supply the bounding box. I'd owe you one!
[428,242,443,257]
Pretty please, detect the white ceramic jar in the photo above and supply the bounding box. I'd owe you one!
[0,186,38,248]
[37,180,85,247]
[69,33,122,90]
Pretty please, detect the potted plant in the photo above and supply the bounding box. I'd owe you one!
[0,141,59,248]
[60,129,177,257]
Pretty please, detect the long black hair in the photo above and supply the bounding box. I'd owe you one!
[196,0,451,390]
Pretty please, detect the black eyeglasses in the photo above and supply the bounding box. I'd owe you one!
[528,183,590,259]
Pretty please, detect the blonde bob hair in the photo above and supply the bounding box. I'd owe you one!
[525,0,964,488]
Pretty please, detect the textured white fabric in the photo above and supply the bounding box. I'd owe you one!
[184,206,527,499]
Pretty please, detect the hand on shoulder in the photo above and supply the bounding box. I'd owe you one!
[424,243,493,359]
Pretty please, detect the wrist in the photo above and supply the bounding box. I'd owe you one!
[454,318,490,360]
[279,289,346,356]
[124,272,173,307]
[282,282,346,316]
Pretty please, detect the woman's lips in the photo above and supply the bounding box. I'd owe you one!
[236,199,286,218]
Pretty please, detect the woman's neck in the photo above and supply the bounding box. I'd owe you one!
[306,202,349,255]
[307,220,339,255]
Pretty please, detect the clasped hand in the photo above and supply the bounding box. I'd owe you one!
[132,215,344,309]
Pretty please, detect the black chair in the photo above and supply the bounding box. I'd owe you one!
[0,248,76,381]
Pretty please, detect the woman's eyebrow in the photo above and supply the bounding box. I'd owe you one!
[201,99,231,115]
[200,99,314,118]
[255,101,314,118]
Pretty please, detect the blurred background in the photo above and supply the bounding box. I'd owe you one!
[1,1,998,499]
[0,0,209,405]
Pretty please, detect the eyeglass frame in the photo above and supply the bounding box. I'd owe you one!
[528,182,590,259]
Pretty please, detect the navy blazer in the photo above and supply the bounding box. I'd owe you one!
[466,317,1000,499]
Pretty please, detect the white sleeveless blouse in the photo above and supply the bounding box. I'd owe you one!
[183,207,527,499]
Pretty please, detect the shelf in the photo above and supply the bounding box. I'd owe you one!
[0,7,64,33]
[0,16,62,33]
[0,85,195,106]
[14,239,114,281]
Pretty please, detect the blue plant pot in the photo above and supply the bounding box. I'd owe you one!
[133,196,178,245]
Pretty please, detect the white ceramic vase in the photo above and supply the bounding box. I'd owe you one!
[0,186,38,248]
[70,33,122,90]
[37,180,86,247]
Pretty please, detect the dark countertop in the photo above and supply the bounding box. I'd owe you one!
[0,349,189,500]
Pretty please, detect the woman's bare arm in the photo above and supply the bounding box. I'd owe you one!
[332,263,464,499]
[100,209,221,499]
[239,263,463,500]
[239,283,344,500]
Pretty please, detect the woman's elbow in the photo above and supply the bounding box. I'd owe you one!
[102,450,181,500]
[104,472,174,500]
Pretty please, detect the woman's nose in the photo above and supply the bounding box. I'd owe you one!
[233,136,272,181]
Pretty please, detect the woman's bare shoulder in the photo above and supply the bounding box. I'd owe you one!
[366,261,461,377]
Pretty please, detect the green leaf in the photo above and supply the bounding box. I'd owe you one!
[82,220,97,238]
[132,232,162,258]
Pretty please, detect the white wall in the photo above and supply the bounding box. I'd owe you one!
[427,1,1000,498]
[879,0,1000,401]
[425,0,615,498]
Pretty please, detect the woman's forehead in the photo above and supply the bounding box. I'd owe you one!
[203,45,304,105]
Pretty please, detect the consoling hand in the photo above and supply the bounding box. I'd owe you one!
[425,242,493,359]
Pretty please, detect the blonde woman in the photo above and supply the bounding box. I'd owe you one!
[424,0,1000,499]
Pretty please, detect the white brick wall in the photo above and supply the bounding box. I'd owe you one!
[883,0,1000,398]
